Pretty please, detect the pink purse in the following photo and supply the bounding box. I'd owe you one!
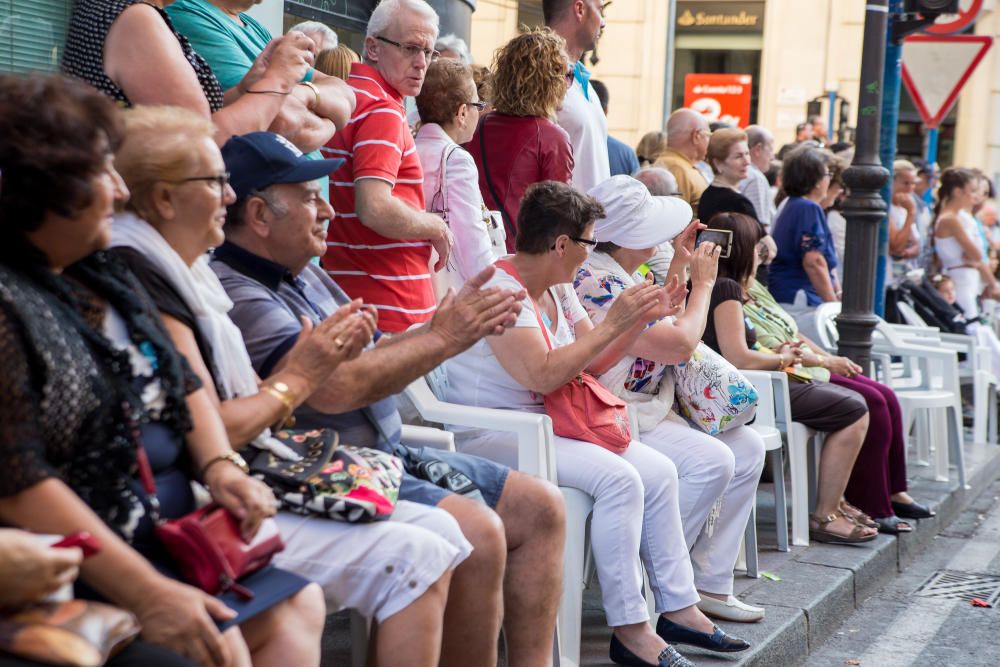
[495,260,631,454]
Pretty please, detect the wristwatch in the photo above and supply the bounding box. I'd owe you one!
[201,450,250,480]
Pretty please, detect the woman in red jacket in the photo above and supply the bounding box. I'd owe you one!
[466,27,575,251]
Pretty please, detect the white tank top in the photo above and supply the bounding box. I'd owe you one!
[935,210,982,270]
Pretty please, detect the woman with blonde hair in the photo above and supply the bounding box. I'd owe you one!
[636,131,668,168]
[466,27,574,251]
[314,44,360,81]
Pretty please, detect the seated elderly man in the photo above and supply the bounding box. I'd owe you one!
[634,167,686,285]
[211,131,566,667]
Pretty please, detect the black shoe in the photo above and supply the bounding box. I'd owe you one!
[610,633,694,667]
[656,616,750,653]
[892,500,936,519]
[874,515,913,535]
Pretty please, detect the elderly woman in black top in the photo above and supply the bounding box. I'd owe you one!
[0,74,324,667]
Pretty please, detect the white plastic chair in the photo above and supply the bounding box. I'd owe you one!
[894,301,998,445]
[740,370,790,570]
[814,304,967,487]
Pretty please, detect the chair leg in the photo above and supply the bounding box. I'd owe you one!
[743,505,759,578]
[786,432,810,547]
[948,404,969,489]
[932,409,950,483]
[771,447,789,552]
[974,371,989,444]
[557,488,592,667]
[990,385,999,446]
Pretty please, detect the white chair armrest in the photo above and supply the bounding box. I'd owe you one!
[740,370,776,429]
[403,379,556,481]
[400,424,455,452]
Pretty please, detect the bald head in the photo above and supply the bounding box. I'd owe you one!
[666,108,710,162]
[634,167,678,197]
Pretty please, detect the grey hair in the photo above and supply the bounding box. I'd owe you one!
[744,124,773,150]
[288,21,339,50]
[634,167,679,197]
[366,0,440,39]
[435,33,472,64]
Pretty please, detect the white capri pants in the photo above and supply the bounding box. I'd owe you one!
[458,431,698,627]
[273,500,472,622]
[639,420,766,595]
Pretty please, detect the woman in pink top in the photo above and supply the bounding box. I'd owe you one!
[465,28,574,251]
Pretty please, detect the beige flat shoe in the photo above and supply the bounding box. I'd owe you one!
[696,594,765,623]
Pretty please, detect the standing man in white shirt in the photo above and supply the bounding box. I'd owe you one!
[545,0,610,193]
[739,125,776,229]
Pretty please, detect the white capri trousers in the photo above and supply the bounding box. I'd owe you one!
[639,420,766,595]
[458,431,698,627]
[272,500,472,622]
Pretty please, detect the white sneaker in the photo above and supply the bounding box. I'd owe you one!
[696,594,765,622]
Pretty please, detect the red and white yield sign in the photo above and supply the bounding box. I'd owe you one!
[901,34,993,128]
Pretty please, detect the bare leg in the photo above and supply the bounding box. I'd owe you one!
[367,568,452,667]
[814,414,876,538]
[437,495,506,667]
[241,582,326,667]
[494,472,565,667]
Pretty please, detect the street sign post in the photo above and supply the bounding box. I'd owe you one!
[901,34,993,128]
[683,73,753,128]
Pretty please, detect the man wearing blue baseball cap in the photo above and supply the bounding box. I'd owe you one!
[211,131,568,666]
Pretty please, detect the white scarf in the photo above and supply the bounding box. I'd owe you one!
[111,212,299,460]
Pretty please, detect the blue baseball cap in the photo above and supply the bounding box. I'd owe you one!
[222,131,345,200]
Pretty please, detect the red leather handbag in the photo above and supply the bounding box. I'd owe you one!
[135,448,284,601]
[494,260,632,454]
[155,505,284,600]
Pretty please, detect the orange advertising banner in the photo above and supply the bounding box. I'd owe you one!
[683,74,753,128]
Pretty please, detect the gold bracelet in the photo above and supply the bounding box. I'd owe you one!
[260,381,297,412]
[298,80,321,109]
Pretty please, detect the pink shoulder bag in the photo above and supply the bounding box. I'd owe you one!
[495,260,631,454]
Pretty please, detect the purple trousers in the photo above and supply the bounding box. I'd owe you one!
[829,373,908,518]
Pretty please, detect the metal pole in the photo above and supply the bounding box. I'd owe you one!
[836,0,891,371]
[827,90,837,144]
[872,0,904,317]
[662,0,677,128]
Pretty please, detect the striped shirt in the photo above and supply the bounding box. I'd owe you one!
[322,62,433,332]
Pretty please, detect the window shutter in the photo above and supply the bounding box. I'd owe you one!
[0,0,71,73]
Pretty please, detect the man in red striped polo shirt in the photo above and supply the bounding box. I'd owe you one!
[322,0,452,333]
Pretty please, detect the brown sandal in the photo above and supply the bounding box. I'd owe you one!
[809,513,878,545]
[838,501,878,529]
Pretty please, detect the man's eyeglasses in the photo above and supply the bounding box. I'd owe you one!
[174,172,230,198]
[550,236,598,253]
[376,36,439,62]
[465,100,487,111]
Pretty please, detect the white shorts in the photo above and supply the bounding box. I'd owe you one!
[272,500,472,622]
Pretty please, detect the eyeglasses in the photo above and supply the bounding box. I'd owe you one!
[173,172,230,198]
[549,236,598,253]
[376,36,439,62]
[465,100,487,111]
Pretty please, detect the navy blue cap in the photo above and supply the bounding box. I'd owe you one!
[221,132,345,200]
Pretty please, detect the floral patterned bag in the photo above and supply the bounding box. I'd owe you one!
[249,429,402,523]
[673,343,759,435]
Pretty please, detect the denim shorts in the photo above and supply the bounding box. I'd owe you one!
[398,446,510,509]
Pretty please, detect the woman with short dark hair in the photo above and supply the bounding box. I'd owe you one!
[769,147,841,305]
[447,181,751,667]
[701,211,881,543]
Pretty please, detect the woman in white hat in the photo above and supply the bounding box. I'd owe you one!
[446,181,750,667]
[575,175,767,624]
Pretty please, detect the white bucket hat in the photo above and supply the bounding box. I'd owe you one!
[587,175,693,249]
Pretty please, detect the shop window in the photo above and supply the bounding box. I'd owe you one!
[0,0,69,73]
